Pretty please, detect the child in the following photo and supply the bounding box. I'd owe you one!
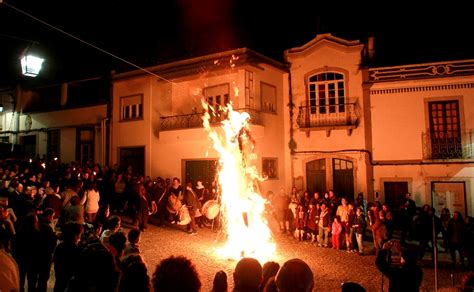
[124,228,141,256]
[100,215,121,245]
[306,201,318,242]
[353,207,366,255]
[296,203,306,241]
[331,216,342,249]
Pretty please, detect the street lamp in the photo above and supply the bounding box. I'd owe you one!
[20,53,45,77]
[20,47,44,77]
[0,34,45,78]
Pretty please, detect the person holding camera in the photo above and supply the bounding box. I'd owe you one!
[375,240,423,291]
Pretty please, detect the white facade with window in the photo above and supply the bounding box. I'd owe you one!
[0,104,107,164]
[284,34,473,216]
[284,34,370,202]
[368,63,474,217]
[109,34,474,216]
[110,49,290,195]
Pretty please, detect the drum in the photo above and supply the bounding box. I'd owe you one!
[202,199,220,220]
[177,206,191,225]
[149,201,158,215]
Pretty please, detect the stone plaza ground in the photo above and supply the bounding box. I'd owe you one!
[134,216,471,292]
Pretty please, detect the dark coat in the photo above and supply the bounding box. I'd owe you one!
[376,249,423,292]
[352,214,366,234]
[184,189,201,211]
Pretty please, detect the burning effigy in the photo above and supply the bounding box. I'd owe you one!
[202,101,275,262]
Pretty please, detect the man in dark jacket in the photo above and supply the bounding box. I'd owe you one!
[184,182,201,235]
[376,241,423,292]
[136,184,151,232]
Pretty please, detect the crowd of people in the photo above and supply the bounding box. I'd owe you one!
[269,186,474,269]
[0,156,474,291]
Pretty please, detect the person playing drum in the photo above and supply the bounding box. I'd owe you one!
[166,177,183,223]
[195,180,210,227]
[184,182,201,235]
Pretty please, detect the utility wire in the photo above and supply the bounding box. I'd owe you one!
[2,1,175,84]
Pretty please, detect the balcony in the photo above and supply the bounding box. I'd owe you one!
[296,101,360,136]
[422,130,473,160]
[160,108,262,131]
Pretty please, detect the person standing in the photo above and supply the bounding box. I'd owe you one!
[317,203,331,247]
[195,180,209,227]
[331,216,342,249]
[400,192,416,245]
[184,183,200,235]
[136,184,151,232]
[37,208,58,292]
[272,188,291,234]
[376,241,423,292]
[353,207,366,255]
[447,211,466,268]
[336,198,350,251]
[81,182,100,223]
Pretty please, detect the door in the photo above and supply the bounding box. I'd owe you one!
[432,182,467,217]
[384,181,409,210]
[383,181,408,229]
[119,147,145,175]
[184,160,218,189]
[21,135,37,157]
[306,159,326,196]
[332,158,354,201]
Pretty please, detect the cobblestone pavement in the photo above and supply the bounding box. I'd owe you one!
[133,216,471,292]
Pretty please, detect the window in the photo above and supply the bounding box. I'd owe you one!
[204,84,230,109]
[76,128,94,164]
[261,82,276,113]
[47,130,60,158]
[120,94,143,121]
[262,158,278,179]
[245,71,255,108]
[428,100,462,159]
[308,72,345,114]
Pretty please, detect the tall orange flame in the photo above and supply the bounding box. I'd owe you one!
[202,101,275,262]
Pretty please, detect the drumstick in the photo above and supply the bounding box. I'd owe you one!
[157,189,167,204]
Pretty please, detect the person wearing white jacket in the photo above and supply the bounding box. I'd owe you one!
[81,182,100,222]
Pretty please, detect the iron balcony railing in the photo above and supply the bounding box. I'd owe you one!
[297,101,360,129]
[160,108,262,131]
[422,130,473,159]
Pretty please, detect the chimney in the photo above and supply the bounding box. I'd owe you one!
[60,83,68,107]
[367,36,375,60]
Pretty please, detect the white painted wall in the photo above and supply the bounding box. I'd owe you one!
[112,56,288,197]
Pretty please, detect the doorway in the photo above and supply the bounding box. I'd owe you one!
[306,159,326,196]
[119,147,145,175]
[184,160,218,189]
[432,181,467,217]
[333,158,354,201]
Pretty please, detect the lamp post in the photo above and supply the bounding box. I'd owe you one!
[20,53,45,77]
[0,34,45,77]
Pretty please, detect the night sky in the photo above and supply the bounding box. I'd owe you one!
[1,1,474,88]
